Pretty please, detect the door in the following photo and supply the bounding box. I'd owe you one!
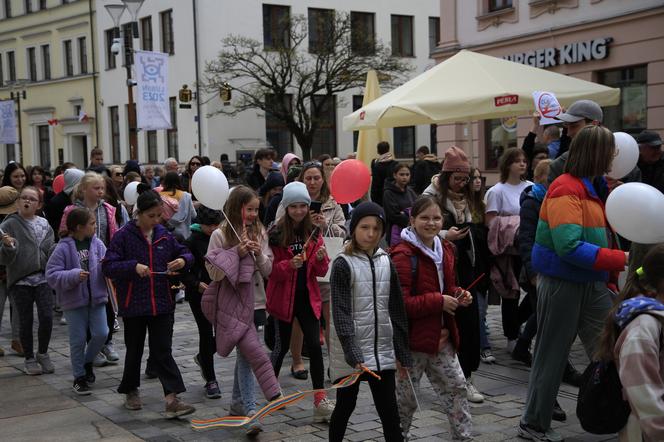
[70,135,88,169]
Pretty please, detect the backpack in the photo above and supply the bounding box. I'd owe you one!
[576,359,631,434]
[160,194,179,222]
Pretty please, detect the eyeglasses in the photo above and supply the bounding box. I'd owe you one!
[452,176,470,183]
[114,172,123,177]
[20,196,39,203]
[190,161,201,167]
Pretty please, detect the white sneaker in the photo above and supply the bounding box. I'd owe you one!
[506,339,517,353]
[93,352,109,367]
[102,343,120,362]
[313,397,335,423]
[59,316,67,325]
[480,349,496,364]
[466,379,484,403]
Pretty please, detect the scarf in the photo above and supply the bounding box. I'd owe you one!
[447,190,467,224]
[401,227,444,292]
[377,152,394,163]
[614,295,664,330]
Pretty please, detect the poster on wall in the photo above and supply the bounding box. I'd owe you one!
[134,50,171,131]
[0,100,18,144]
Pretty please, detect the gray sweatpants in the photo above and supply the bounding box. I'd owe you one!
[521,275,613,431]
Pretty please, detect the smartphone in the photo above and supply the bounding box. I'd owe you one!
[310,201,322,214]
[455,222,471,232]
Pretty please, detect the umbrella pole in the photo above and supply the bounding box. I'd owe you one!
[466,120,474,167]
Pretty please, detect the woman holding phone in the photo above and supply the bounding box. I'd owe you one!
[423,146,485,403]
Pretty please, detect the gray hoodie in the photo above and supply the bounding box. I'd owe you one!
[0,213,55,287]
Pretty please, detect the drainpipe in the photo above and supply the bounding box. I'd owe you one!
[192,0,203,157]
[88,0,100,152]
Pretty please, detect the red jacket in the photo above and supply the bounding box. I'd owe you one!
[266,234,329,323]
[391,240,460,355]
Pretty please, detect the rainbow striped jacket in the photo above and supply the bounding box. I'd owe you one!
[531,174,626,283]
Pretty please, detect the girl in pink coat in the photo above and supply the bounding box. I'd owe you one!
[266,182,333,423]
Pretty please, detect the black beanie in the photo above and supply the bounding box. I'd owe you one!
[259,171,285,197]
[349,202,385,235]
[195,206,223,225]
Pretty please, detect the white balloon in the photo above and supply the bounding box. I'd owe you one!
[123,181,140,205]
[191,165,229,210]
[608,132,639,179]
[606,182,664,244]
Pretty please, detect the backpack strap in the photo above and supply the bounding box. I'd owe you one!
[410,254,418,295]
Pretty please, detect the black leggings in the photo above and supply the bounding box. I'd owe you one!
[270,291,324,390]
[329,370,403,442]
[13,284,53,359]
[455,291,481,378]
[188,292,217,382]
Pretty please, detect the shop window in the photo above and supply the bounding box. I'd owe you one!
[263,4,290,50]
[265,93,293,158]
[428,17,440,56]
[394,126,416,159]
[391,15,414,57]
[485,117,517,170]
[599,65,647,134]
[310,95,336,158]
[351,11,375,55]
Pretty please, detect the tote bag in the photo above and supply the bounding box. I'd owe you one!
[317,226,344,283]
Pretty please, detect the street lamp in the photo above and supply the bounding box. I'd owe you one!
[104,0,144,161]
[7,79,28,164]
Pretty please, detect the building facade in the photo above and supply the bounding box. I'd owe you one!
[95,0,440,167]
[0,0,99,169]
[433,0,664,183]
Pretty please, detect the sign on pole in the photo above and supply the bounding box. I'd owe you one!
[135,50,171,130]
[0,100,18,144]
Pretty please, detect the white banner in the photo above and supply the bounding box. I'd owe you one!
[135,50,171,130]
[0,100,18,144]
[532,90,562,126]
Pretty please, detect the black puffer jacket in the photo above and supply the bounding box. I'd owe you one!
[518,183,546,281]
[382,179,417,246]
[181,227,212,302]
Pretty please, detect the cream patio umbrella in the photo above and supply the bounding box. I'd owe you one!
[343,49,620,131]
[355,70,392,168]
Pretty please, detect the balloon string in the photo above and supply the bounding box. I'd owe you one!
[221,208,255,262]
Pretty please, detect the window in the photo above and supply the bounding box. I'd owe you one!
[7,51,15,82]
[24,0,32,14]
[308,8,334,54]
[160,10,174,55]
[41,44,50,80]
[391,15,414,57]
[4,0,11,18]
[167,97,178,160]
[352,95,363,148]
[5,144,15,163]
[310,95,336,158]
[0,53,3,86]
[394,126,416,158]
[263,4,290,50]
[105,29,116,69]
[430,124,438,155]
[428,17,440,55]
[140,16,152,51]
[39,0,46,10]
[122,23,133,66]
[265,93,293,158]
[599,66,647,135]
[37,125,51,170]
[350,12,375,55]
[63,40,73,76]
[485,118,517,169]
[27,47,36,81]
[489,0,513,12]
[147,130,157,163]
[109,106,120,163]
[78,37,87,74]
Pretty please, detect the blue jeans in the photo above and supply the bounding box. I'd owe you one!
[64,303,109,379]
[477,291,491,350]
[232,348,257,413]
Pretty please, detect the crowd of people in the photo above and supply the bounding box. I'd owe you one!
[0,99,663,441]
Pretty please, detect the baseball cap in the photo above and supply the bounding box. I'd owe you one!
[556,100,603,123]
[635,130,662,147]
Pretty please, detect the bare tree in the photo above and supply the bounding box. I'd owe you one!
[203,12,412,160]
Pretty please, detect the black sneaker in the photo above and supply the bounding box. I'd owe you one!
[511,339,533,367]
[73,377,92,396]
[562,362,583,387]
[84,362,96,384]
[205,381,221,399]
[552,400,566,422]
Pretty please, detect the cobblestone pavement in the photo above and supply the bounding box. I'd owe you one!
[0,302,617,441]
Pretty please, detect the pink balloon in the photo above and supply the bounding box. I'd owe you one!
[329,159,371,204]
[52,174,65,194]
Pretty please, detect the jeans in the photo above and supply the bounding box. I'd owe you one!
[231,310,265,413]
[64,303,109,378]
[0,279,20,340]
[12,284,53,359]
[477,290,491,350]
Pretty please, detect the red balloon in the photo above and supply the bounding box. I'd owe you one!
[52,174,65,194]
[329,159,371,204]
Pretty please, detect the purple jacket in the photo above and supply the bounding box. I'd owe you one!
[46,236,108,311]
[102,222,193,317]
[202,245,256,357]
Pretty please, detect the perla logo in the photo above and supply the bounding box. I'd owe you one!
[503,38,612,68]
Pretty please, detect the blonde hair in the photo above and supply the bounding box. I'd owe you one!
[533,159,552,184]
[72,172,105,202]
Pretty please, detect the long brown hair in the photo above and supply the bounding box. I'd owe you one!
[298,161,331,203]
[498,147,527,183]
[275,203,314,249]
[468,167,486,223]
[221,185,263,247]
[435,171,471,222]
[594,244,664,362]
[564,125,615,178]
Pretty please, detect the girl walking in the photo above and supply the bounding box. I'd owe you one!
[391,196,473,441]
[267,181,334,422]
[0,186,55,375]
[204,185,281,428]
[383,162,417,247]
[46,208,109,395]
[328,202,412,442]
[103,190,196,418]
